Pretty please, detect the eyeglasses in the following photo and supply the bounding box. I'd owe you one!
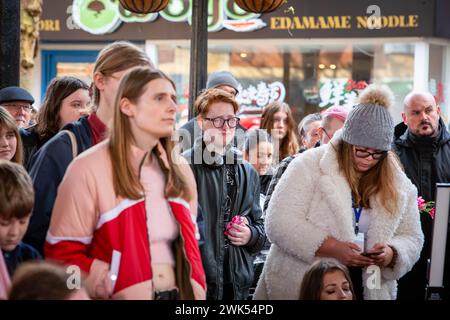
[204,117,240,128]
[2,103,33,113]
[354,148,387,160]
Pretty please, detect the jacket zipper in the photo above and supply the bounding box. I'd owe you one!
[216,165,225,299]
[228,165,238,299]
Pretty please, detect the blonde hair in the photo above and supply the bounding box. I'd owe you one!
[337,140,400,215]
[92,41,153,107]
[109,67,192,201]
[0,106,23,165]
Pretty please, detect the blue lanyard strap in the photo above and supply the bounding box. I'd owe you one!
[353,207,362,229]
[352,195,363,235]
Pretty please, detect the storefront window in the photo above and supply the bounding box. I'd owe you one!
[155,41,415,128]
[429,44,448,124]
[56,62,94,85]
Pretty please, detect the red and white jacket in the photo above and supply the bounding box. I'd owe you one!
[45,141,206,299]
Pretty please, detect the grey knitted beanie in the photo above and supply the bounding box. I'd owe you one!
[341,84,395,151]
[206,71,240,93]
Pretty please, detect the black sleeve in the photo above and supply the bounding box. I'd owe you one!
[23,133,74,256]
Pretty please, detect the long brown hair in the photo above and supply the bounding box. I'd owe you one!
[299,260,355,300]
[260,101,299,160]
[109,67,192,201]
[337,140,399,215]
[92,41,153,107]
[0,106,23,164]
[36,76,89,140]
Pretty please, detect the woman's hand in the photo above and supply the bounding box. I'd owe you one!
[316,237,374,267]
[333,241,375,267]
[227,222,252,246]
[367,243,394,268]
[92,269,113,300]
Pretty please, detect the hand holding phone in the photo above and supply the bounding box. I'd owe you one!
[364,243,395,267]
[361,250,383,257]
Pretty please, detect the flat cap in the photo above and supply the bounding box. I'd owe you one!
[0,86,34,104]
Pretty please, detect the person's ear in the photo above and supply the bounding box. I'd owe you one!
[120,98,134,117]
[317,127,324,140]
[93,72,105,92]
[437,105,441,115]
[401,112,407,125]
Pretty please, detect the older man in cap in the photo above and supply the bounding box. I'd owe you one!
[0,86,35,128]
[178,70,246,152]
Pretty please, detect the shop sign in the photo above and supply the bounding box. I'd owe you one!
[72,0,265,35]
[237,81,286,114]
[270,14,419,31]
[319,79,367,109]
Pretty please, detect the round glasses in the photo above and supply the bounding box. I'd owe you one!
[204,117,240,128]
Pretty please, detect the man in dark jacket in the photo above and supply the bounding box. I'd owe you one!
[392,91,450,300]
[183,88,265,300]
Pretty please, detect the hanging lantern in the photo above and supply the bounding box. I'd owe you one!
[118,0,170,14]
[234,0,285,13]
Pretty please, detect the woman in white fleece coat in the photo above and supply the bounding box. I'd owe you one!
[254,85,423,300]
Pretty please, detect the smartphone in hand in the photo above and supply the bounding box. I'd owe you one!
[361,250,383,257]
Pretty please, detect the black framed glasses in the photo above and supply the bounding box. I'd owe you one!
[204,117,240,128]
[354,148,387,160]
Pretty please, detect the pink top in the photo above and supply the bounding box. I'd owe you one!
[141,156,179,266]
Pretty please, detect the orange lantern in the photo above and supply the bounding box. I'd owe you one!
[118,0,170,14]
[234,0,285,13]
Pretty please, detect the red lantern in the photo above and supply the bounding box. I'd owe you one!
[118,0,170,14]
[234,0,285,13]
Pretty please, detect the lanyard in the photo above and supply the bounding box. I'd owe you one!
[353,207,363,235]
[352,195,363,235]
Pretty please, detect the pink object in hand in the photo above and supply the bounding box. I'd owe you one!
[224,216,245,236]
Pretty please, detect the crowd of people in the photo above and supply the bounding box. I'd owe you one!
[1,40,449,301]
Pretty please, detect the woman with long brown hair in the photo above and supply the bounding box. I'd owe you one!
[299,260,355,300]
[45,67,206,300]
[21,76,90,169]
[26,41,152,255]
[260,101,299,161]
[255,85,423,300]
